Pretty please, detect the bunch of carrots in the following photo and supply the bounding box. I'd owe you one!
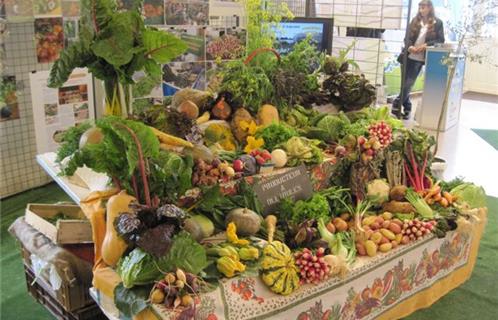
[420,182,456,208]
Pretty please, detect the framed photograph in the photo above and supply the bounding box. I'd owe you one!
[144,0,165,25]
[206,27,246,60]
[0,76,20,122]
[35,17,64,63]
[33,0,62,17]
[169,27,206,62]
[163,62,207,91]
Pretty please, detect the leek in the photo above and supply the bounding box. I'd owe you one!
[405,189,434,219]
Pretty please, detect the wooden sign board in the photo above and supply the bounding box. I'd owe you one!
[252,165,313,215]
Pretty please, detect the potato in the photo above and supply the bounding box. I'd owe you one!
[395,233,403,244]
[382,201,416,214]
[379,243,393,252]
[390,185,407,201]
[389,223,402,235]
[375,216,385,225]
[356,243,367,256]
[371,232,382,244]
[379,236,390,245]
[380,228,396,240]
[370,222,380,230]
[362,216,377,226]
[401,235,410,244]
[365,240,378,257]
[382,211,393,220]
[333,218,348,232]
[391,240,398,249]
[392,219,403,227]
[382,220,391,229]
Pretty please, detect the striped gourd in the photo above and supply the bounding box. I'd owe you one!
[260,241,300,295]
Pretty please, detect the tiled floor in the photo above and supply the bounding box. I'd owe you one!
[408,92,498,197]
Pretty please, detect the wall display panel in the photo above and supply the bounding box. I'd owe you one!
[1,22,54,197]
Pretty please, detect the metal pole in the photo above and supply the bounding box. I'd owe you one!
[399,0,413,115]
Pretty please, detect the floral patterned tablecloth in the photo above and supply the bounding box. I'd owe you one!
[152,230,472,320]
[91,208,486,320]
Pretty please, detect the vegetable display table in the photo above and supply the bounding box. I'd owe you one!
[37,153,487,320]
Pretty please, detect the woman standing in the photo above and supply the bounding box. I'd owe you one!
[392,0,445,120]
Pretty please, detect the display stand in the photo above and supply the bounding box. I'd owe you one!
[417,46,466,131]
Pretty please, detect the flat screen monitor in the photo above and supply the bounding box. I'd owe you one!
[273,17,334,54]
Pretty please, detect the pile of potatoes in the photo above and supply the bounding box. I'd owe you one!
[356,212,410,257]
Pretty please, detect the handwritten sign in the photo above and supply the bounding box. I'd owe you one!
[253,165,313,215]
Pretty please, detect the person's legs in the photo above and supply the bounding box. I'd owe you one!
[400,60,424,118]
[392,59,415,117]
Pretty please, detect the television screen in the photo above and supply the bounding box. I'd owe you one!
[273,18,333,54]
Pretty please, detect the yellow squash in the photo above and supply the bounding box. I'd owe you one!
[101,191,135,267]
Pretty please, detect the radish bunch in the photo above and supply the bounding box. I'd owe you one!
[294,247,330,284]
[368,121,393,148]
[402,219,436,241]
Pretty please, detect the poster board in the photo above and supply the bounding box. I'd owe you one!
[29,68,95,154]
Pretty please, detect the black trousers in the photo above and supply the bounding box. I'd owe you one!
[392,58,424,113]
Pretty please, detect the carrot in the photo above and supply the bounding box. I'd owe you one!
[433,193,442,202]
[439,197,449,207]
[442,191,454,204]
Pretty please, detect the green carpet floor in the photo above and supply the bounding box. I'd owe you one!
[472,129,498,150]
[1,184,70,320]
[1,184,497,319]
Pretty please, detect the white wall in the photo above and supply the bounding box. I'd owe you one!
[464,34,498,95]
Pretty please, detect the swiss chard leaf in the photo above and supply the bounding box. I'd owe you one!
[97,116,159,177]
[158,231,208,275]
[117,248,162,288]
[114,282,152,320]
[142,29,188,64]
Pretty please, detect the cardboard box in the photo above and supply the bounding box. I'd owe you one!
[25,204,93,244]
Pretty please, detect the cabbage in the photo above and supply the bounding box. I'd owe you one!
[450,183,486,209]
[315,115,348,143]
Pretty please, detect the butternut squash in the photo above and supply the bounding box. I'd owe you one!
[102,191,135,267]
[80,189,119,271]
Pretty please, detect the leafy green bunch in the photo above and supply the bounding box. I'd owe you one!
[48,0,187,105]
[62,116,193,204]
[218,60,274,114]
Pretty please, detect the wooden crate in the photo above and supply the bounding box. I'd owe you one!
[24,265,105,320]
[25,204,93,244]
[21,246,94,312]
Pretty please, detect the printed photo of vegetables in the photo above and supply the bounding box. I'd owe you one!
[73,102,89,122]
[170,27,206,62]
[165,0,209,26]
[44,103,58,125]
[61,0,79,17]
[35,17,64,63]
[63,18,79,47]
[185,1,208,26]
[58,84,88,105]
[4,0,33,21]
[206,28,246,60]
[0,76,20,122]
[33,0,62,16]
[165,1,188,25]
[144,0,164,25]
[162,62,207,91]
